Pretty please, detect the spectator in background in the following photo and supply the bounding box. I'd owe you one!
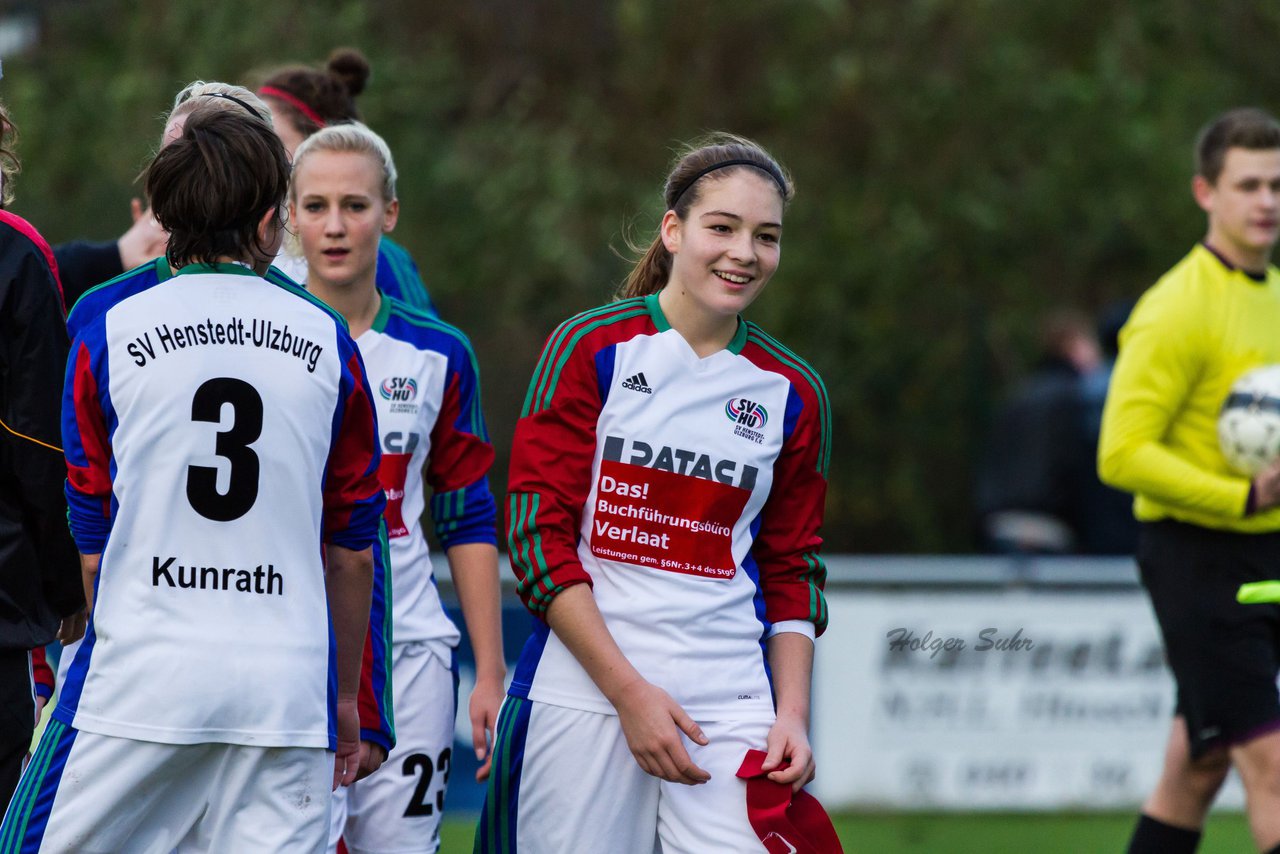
[976,308,1123,553]
[0,98,85,813]
[1074,299,1141,554]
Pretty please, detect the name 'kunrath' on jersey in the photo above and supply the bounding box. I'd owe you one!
[60,263,385,750]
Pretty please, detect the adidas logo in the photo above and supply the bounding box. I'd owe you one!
[621,372,653,394]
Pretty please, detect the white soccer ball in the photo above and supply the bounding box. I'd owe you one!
[1218,365,1280,476]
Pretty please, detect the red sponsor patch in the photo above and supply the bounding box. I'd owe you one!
[590,459,749,579]
[377,453,412,538]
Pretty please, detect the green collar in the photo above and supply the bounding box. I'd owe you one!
[153,256,174,282]
[370,290,392,333]
[173,261,259,279]
[644,291,748,355]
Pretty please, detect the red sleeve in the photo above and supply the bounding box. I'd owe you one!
[506,306,651,616]
[323,342,386,549]
[745,347,831,635]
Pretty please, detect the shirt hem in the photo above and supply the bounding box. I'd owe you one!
[65,711,331,748]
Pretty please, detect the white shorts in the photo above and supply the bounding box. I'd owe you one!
[329,642,457,854]
[476,698,772,853]
[0,720,331,853]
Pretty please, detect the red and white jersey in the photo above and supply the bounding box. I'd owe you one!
[60,263,385,749]
[507,294,830,720]
[359,296,497,648]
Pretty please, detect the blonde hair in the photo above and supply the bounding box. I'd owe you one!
[289,122,397,202]
[168,81,272,130]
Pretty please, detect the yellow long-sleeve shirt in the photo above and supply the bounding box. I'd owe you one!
[1099,243,1280,532]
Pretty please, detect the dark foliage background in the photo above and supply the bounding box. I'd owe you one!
[8,0,1280,551]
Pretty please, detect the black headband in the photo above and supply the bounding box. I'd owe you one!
[201,92,265,121]
[669,158,787,206]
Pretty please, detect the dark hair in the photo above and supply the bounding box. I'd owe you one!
[145,105,290,268]
[0,101,19,207]
[618,133,794,300]
[1196,107,1280,184]
[257,47,370,138]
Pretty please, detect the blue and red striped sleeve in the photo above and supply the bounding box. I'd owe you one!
[425,331,497,550]
[742,329,831,636]
[507,302,653,616]
[32,646,54,700]
[62,325,115,554]
[323,329,386,549]
[357,520,395,751]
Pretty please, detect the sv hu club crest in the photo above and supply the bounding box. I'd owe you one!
[380,376,418,402]
[725,397,768,430]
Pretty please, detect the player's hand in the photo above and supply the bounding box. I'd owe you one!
[1254,460,1280,513]
[34,694,47,723]
[612,679,710,785]
[333,697,361,790]
[761,712,815,793]
[470,673,505,783]
[117,198,168,269]
[57,608,86,644]
[355,740,386,780]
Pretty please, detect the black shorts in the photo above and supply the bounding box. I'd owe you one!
[0,648,33,812]
[1139,519,1280,759]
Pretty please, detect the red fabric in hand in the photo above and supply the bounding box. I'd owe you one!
[736,749,843,854]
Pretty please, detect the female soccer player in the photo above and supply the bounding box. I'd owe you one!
[255,48,438,315]
[290,122,505,854]
[61,86,397,772]
[3,104,385,852]
[477,135,831,852]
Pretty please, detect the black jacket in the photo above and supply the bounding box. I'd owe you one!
[53,239,123,310]
[0,212,83,650]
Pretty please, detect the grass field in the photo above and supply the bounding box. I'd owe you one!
[439,810,1255,852]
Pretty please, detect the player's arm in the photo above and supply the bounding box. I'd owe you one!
[1098,289,1252,516]
[323,332,387,787]
[31,645,54,718]
[354,519,393,778]
[326,543,374,789]
[506,315,610,615]
[62,318,114,634]
[763,632,815,793]
[426,329,504,779]
[751,376,830,790]
[446,542,503,781]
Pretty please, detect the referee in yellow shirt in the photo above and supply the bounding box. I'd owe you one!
[1100,107,1280,854]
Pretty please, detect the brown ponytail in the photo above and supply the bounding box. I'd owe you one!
[617,133,794,300]
[255,47,371,140]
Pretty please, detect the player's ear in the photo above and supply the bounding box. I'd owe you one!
[382,198,399,234]
[660,209,682,254]
[1192,174,1215,214]
[256,206,280,243]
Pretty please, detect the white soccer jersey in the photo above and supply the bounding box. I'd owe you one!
[358,295,497,647]
[60,263,385,749]
[507,294,830,721]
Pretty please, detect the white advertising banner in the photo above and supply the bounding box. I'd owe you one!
[811,590,1246,810]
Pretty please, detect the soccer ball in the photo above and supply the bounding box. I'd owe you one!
[1218,365,1280,476]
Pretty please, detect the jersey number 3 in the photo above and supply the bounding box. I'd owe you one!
[187,377,263,521]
